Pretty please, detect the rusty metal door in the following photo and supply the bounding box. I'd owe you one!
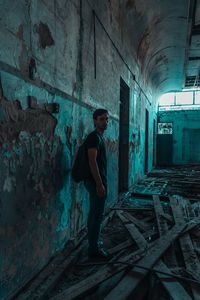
[118,78,130,192]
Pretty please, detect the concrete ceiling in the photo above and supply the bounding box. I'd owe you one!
[185,0,200,88]
[123,0,198,94]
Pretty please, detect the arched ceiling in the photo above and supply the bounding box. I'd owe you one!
[121,0,199,95]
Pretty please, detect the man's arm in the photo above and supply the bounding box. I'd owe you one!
[88,148,105,197]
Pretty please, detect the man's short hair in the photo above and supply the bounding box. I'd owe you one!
[93,108,108,120]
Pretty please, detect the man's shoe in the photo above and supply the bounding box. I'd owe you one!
[88,248,110,260]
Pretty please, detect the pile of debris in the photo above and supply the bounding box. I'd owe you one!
[134,165,200,200]
[14,166,200,300]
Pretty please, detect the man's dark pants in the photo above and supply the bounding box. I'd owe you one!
[84,179,107,254]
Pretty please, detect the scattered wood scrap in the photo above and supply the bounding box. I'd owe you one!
[47,195,200,300]
[15,166,200,300]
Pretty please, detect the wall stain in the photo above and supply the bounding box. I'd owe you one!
[0,92,65,297]
[0,95,57,142]
[16,24,24,40]
[36,22,55,49]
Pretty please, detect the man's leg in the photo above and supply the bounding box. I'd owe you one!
[84,180,106,254]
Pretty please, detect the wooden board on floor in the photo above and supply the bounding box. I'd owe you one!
[122,210,151,231]
[153,195,177,267]
[49,246,151,300]
[104,219,200,300]
[15,236,86,300]
[108,239,133,255]
[170,196,200,300]
[116,211,147,249]
[116,206,191,300]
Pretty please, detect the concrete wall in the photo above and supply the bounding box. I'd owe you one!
[158,110,200,164]
[0,1,157,298]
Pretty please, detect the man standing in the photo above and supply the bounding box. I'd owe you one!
[84,108,109,259]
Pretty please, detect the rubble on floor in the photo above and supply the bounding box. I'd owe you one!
[133,165,200,200]
[14,166,200,300]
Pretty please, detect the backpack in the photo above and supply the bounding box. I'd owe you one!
[71,140,91,183]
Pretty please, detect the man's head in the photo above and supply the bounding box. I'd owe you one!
[93,108,109,131]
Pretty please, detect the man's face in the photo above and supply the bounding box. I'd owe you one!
[94,113,109,130]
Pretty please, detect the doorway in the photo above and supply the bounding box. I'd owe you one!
[157,122,173,166]
[183,129,200,163]
[118,78,130,193]
[153,119,156,166]
[144,109,149,173]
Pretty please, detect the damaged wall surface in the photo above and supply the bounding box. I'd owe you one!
[0,0,190,299]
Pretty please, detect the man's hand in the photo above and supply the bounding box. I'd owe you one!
[96,183,106,198]
[88,148,105,197]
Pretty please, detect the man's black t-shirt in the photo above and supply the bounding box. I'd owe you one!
[85,130,107,186]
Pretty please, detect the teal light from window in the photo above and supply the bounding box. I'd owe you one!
[195,91,200,104]
[159,93,175,106]
[175,92,193,105]
[158,90,200,111]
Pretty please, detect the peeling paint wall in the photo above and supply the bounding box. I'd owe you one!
[0,0,159,299]
[158,110,200,165]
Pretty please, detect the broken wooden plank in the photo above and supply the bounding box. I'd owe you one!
[16,210,115,300]
[170,196,200,300]
[15,235,87,300]
[160,212,174,224]
[153,195,177,267]
[116,211,147,249]
[49,246,151,300]
[143,228,157,240]
[154,260,192,300]
[116,210,157,242]
[153,195,168,235]
[101,210,115,229]
[142,215,155,223]
[104,218,200,300]
[108,240,133,255]
[122,210,151,231]
[170,196,200,279]
[116,207,191,300]
[29,210,123,300]
[176,196,200,300]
